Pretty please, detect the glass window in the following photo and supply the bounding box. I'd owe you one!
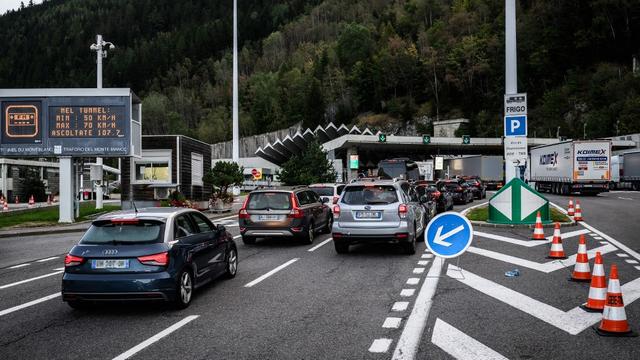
[297,191,311,205]
[191,212,214,233]
[307,191,320,203]
[191,153,204,186]
[174,215,197,239]
[337,185,345,195]
[310,187,334,197]
[135,162,170,183]
[247,192,292,210]
[341,185,399,205]
[80,220,164,245]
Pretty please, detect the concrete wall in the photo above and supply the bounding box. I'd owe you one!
[211,124,302,159]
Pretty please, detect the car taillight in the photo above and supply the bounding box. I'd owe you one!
[433,191,441,199]
[238,197,250,219]
[457,187,463,192]
[138,252,169,266]
[289,193,304,218]
[64,254,84,267]
[333,205,341,218]
[398,204,408,219]
[333,196,339,204]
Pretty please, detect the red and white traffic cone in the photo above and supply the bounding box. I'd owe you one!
[14,195,19,204]
[28,195,35,209]
[567,198,575,216]
[581,252,607,312]
[547,223,567,259]
[574,200,583,221]
[532,211,546,240]
[2,200,8,212]
[595,264,637,336]
[47,195,52,205]
[570,234,591,282]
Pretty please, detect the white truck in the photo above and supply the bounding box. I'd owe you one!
[530,140,611,195]
[612,151,640,190]
[446,155,504,189]
[416,160,434,181]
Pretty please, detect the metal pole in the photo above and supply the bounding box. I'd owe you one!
[504,0,518,182]
[232,0,240,162]
[59,157,74,223]
[94,34,104,209]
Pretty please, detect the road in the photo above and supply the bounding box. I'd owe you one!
[0,193,638,359]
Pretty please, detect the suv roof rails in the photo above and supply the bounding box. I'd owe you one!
[290,185,308,190]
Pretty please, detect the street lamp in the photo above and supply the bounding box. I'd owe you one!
[232,0,239,162]
[90,34,115,209]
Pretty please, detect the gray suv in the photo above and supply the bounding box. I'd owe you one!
[331,179,425,254]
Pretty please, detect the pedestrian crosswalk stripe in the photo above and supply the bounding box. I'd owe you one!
[431,318,508,360]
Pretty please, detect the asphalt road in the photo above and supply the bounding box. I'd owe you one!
[0,193,638,360]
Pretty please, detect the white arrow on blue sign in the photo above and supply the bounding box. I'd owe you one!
[504,115,527,137]
[424,212,473,258]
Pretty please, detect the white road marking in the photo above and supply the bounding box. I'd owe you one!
[467,244,616,273]
[617,253,630,258]
[589,233,597,237]
[431,318,508,360]
[417,260,429,266]
[635,266,640,271]
[473,229,589,247]
[35,257,58,263]
[599,241,609,244]
[244,258,299,288]
[8,264,29,269]
[618,197,633,201]
[406,278,420,285]
[112,315,199,360]
[625,259,639,264]
[0,270,64,290]
[307,238,332,252]
[214,214,238,222]
[447,264,640,335]
[233,235,241,239]
[579,221,640,262]
[52,268,64,271]
[0,292,61,317]
[383,317,402,329]
[412,268,425,274]
[369,339,393,353]
[392,259,444,360]
[392,302,409,311]
[593,236,603,240]
[400,289,415,297]
[421,254,433,259]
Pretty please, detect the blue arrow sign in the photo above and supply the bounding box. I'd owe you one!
[504,115,527,137]
[425,212,473,258]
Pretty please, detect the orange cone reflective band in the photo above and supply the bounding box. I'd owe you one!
[2,200,7,211]
[574,200,583,221]
[582,252,607,312]
[28,195,35,208]
[547,223,567,259]
[570,235,591,282]
[595,264,636,336]
[14,195,18,204]
[567,198,575,216]
[532,211,546,240]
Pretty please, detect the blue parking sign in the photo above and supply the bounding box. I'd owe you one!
[425,212,473,258]
[504,115,527,137]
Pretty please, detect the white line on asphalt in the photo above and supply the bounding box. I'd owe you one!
[431,318,508,360]
[0,292,61,317]
[460,201,489,216]
[473,229,589,247]
[617,253,630,258]
[625,259,639,264]
[635,266,640,271]
[112,315,199,360]
[369,339,393,353]
[392,302,409,311]
[599,241,609,244]
[421,254,433,259]
[593,236,603,240]
[382,317,402,329]
[392,258,444,360]
[417,260,429,266]
[400,289,415,297]
[53,268,64,271]
[0,270,64,290]
[35,257,59,263]
[406,278,420,285]
[580,221,640,262]
[589,233,597,237]
[244,259,299,288]
[307,238,332,252]
[233,235,241,239]
[213,214,238,222]
[8,264,29,269]
[412,268,425,274]
[467,244,616,273]
[618,197,633,201]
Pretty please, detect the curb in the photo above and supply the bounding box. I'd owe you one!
[461,201,577,229]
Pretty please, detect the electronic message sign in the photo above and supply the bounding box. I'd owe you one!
[0,89,140,157]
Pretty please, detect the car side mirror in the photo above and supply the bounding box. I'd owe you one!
[217,225,226,233]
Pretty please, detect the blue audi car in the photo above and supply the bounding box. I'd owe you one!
[62,208,238,309]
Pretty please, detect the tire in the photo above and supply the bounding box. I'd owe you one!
[303,223,315,244]
[334,240,349,254]
[224,247,238,279]
[322,216,333,234]
[242,236,256,245]
[173,269,194,309]
[403,232,416,255]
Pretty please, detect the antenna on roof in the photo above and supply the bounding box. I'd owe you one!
[130,200,139,216]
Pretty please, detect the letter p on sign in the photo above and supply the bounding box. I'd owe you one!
[504,115,527,137]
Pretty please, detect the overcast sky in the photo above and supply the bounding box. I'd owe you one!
[0,0,44,15]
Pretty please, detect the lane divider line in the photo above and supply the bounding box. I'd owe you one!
[617,253,630,258]
[635,266,640,271]
[382,317,402,329]
[579,221,640,262]
[307,238,333,252]
[232,235,241,239]
[406,278,420,285]
[412,268,425,274]
[8,264,30,269]
[417,260,429,266]
[431,318,508,360]
[213,214,238,222]
[244,258,299,288]
[369,338,393,353]
[0,270,64,290]
[625,259,639,264]
[400,289,415,297]
[0,292,61,317]
[35,257,59,263]
[421,254,433,259]
[112,315,200,360]
[392,302,409,312]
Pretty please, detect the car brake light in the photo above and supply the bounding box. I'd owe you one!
[333,205,341,218]
[238,196,250,219]
[138,252,169,266]
[64,254,84,267]
[457,187,463,192]
[289,193,304,219]
[398,204,408,219]
[433,190,441,198]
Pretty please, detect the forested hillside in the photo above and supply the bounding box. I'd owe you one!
[1,0,639,142]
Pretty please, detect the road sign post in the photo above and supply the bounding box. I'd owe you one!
[425,212,473,258]
[488,178,549,224]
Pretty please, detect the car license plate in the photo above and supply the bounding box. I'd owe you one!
[356,211,381,219]
[257,214,280,221]
[92,259,129,269]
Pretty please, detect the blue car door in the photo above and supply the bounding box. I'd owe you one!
[174,214,210,279]
[189,212,226,277]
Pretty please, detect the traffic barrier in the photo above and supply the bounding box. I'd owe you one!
[594,264,637,336]
[567,198,575,216]
[581,252,606,312]
[547,223,567,259]
[28,195,35,209]
[574,200,583,221]
[570,234,591,282]
[532,211,546,240]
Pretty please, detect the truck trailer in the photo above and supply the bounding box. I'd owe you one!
[619,151,640,190]
[530,140,611,195]
[446,155,504,189]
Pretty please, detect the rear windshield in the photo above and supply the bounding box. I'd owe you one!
[341,185,399,205]
[80,220,164,245]
[310,187,334,197]
[444,183,461,190]
[248,192,292,210]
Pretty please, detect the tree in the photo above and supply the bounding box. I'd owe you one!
[336,23,374,70]
[277,141,337,185]
[204,161,244,202]
[19,168,46,202]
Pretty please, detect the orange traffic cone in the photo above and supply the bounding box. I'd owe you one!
[574,200,583,221]
[594,264,637,336]
[547,223,567,259]
[567,198,575,216]
[570,235,591,282]
[47,195,52,205]
[532,211,546,240]
[581,252,607,312]
[14,195,19,204]
[2,200,8,212]
[28,195,35,209]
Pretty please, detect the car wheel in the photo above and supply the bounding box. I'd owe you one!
[224,247,238,279]
[304,223,315,244]
[334,240,349,254]
[174,269,193,309]
[403,233,416,255]
[323,216,333,234]
[242,236,256,245]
